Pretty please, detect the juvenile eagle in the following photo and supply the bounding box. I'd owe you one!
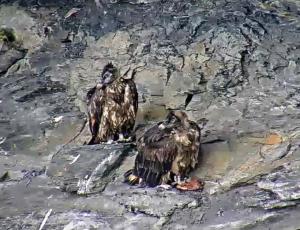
[124,111,201,187]
[87,63,138,144]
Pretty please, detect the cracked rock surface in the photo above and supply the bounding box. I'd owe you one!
[0,0,300,229]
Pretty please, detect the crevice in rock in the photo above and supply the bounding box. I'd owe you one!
[191,21,206,38]
[165,67,172,86]
[197,72,208,85]
[15,80,66,102]
[250,18,269,35]
[201,138,226,145]
[239,28,253,46]
[243,5,254,16]
[240,49,250,82]
[124,204,161,218]
[180,54,185,70]
[184,93,193,108]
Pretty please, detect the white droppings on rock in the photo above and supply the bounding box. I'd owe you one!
[53,116,63,123]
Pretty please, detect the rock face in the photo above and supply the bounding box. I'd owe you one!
[48,143,135,194]
[67,0,300,142]
[0,0,300,229]
[0,46,26,75]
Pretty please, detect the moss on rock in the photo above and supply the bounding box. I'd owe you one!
[0,27,16,43]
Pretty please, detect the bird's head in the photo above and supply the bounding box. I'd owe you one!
[163,110,189,128]
[172,111,189,121]
[96,63,118,88]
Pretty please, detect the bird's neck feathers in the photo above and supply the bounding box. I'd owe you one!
[105,77,126,94]
[182,119,191,128]
[114,76,127,86]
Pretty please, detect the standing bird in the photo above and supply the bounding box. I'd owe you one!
[124,111,201,189]
[86,63,138,145]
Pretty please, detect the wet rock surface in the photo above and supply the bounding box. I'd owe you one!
[0,0,300,229]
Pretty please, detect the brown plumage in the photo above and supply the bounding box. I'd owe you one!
[87,63,138,144]
[124,111,201,187]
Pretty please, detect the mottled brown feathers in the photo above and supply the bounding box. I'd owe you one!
[87,63,138,144]
[124,111,201,187]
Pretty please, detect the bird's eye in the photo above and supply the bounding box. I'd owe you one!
[171,116,178,123]
[101,72,114,85]
[103,72,112,79]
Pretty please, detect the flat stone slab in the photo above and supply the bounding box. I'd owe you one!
[104,182,202,218]
[0,47,26,74]
[47,143,135,195]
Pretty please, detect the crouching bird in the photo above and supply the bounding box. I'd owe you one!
[86,63,138,144]
[124,111,201,190]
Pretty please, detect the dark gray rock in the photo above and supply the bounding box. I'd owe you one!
[48,143,135,194]
[1,211,113,230]
[240,161,300,210]
[0,46,26,74]
[0,209,160,230]
[165,160,300,229]
[104,182,202,218]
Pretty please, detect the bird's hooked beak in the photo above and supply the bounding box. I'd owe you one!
[96,77,104,89]
[102,71,114,84]
[96,71,113,89]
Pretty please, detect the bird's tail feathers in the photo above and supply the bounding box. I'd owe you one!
[124,169,139,185]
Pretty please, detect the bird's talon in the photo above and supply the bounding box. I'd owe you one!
[107,139,114,144]
[118,133,132,143]
[118,133,125,142]
[157,184,172,190]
